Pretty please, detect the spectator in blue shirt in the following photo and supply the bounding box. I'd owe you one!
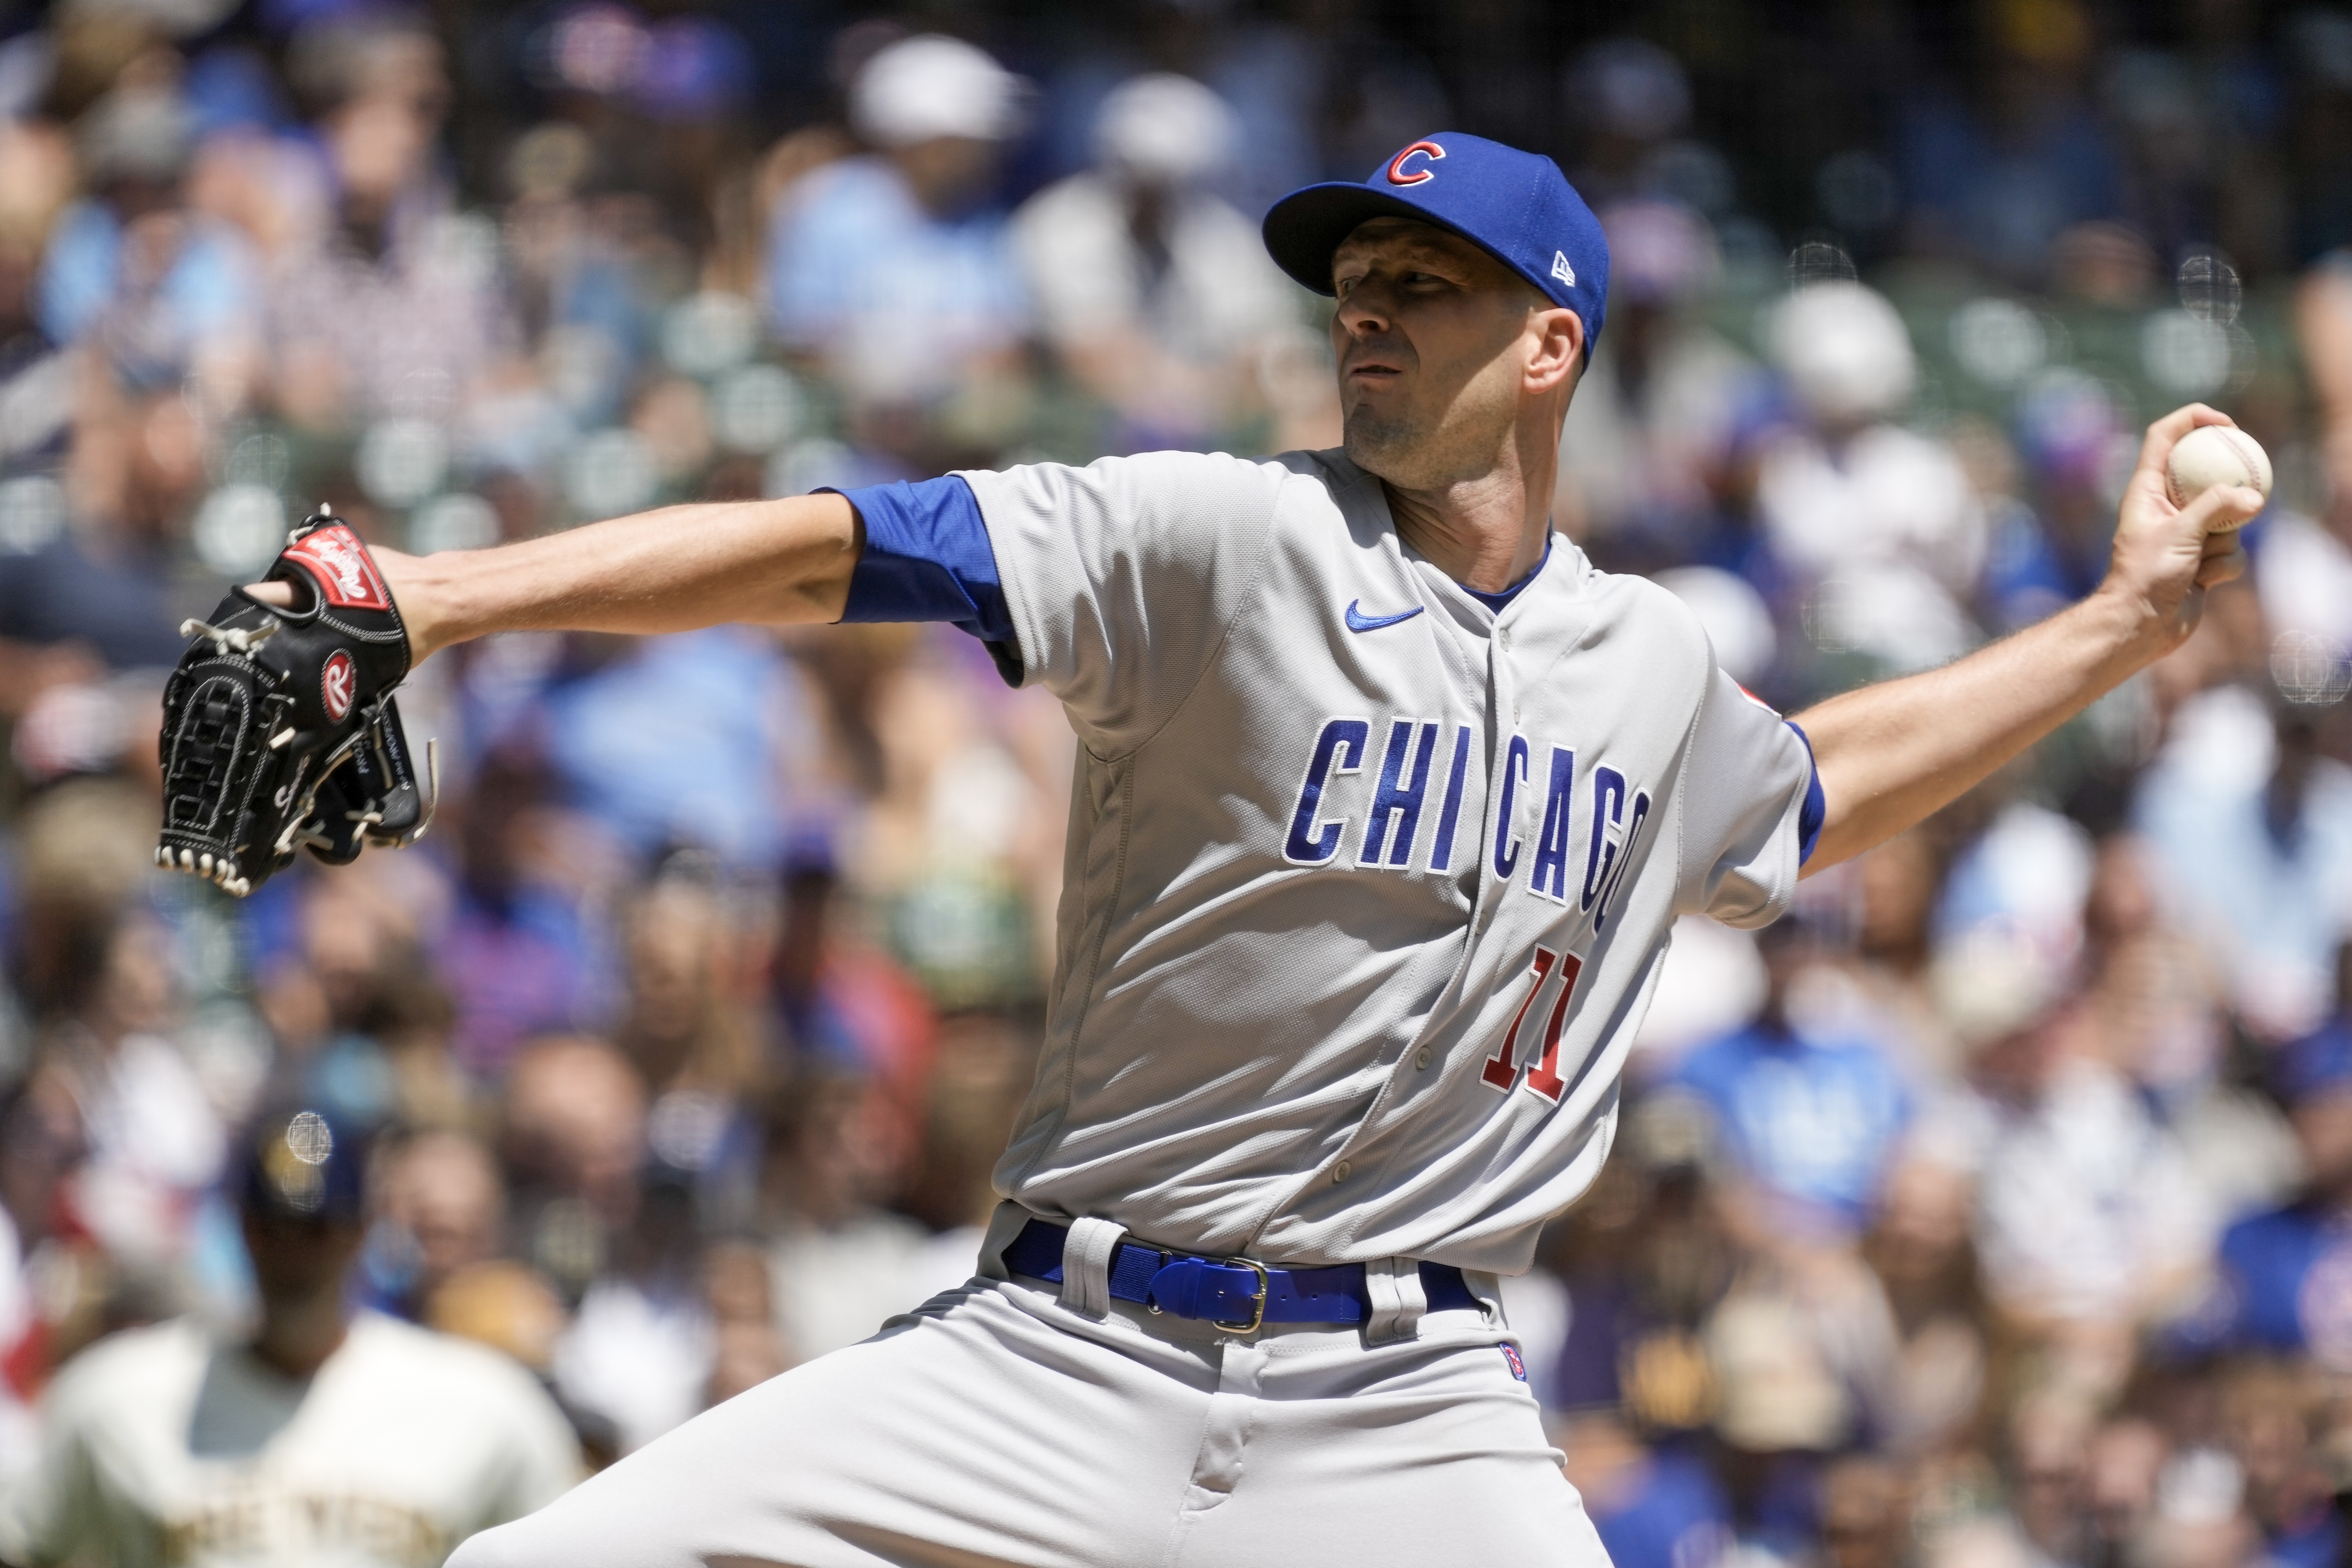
[1671,919,1910,1237]
[2136,693,2352,1042]
[766,35,1031,409]
[37,79,256,388]
[1562,1413,1732,1568]
[534,628,811,874]
[2202,951,2352,1365]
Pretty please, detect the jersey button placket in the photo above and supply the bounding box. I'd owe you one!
[1494,625,1521,727]
[1331,1160,1351,1184]
[1478,639,1519,930]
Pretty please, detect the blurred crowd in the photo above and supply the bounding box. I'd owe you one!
[0,0,2350,1564]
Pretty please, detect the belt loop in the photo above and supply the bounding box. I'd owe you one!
[1364,1257,1428,1344]
[1058,1217,1128,1319]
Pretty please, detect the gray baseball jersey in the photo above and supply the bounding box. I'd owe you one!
[445,444,1813,1568]
[953,445,1813,1274]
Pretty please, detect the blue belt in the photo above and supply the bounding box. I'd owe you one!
[1003,1218,1479,1333]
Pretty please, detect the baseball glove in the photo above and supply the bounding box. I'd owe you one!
[156,507,435,897]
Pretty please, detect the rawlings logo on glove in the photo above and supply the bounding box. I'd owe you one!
[156,508,435,896]
[321,650,356,721]
[284,527,394,610]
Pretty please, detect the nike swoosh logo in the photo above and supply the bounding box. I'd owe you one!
[1344,601,1425,633]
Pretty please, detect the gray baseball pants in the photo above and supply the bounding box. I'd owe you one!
[448,1206,1610,1568]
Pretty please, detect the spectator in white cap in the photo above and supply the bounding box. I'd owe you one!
[766,33,1032,406]
[1011,73,1304,449]
[1754,281,1988,673]
[850,35,1026,156]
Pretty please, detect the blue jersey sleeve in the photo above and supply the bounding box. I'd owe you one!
[830,476,1021,682]
[1786,721,1826,866]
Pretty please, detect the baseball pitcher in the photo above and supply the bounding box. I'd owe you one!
[153,133,2259,1567]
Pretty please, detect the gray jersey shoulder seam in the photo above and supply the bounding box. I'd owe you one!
[1667,660,1710,915]
[1085,459,1289,765]
[1618,575,1712,916]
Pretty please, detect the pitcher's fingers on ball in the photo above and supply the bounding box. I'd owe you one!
[2165,424,2272,516]
[2176,482,2266,541]
[2135,403,2230,477]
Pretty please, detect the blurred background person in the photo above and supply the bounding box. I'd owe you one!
[1554,196,1758,572]
[262,9,515,436]
[765,33,1029,435]
[759,1069,953,1367]
[1012,71,1305,454]
[1942,935,2215,1386]
[2135,690,2352,1042]
[1754,280,1988,678]
[1668,915,1910,1244]
[362,1127,508,1324]
[2192,997,2352,1371]
[0,1108,578,1566]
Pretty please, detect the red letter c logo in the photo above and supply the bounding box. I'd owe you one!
[1385,140,1446,186]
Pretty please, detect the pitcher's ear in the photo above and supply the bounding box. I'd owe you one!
[1528,306,1584,390]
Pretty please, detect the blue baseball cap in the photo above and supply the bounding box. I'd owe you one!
[1263,132,1610,355]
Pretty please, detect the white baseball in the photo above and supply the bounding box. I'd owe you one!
[2165,424,2271,526]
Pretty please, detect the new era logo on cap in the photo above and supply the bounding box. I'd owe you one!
[1261,131,1610,356]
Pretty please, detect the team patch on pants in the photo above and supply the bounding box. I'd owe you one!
[1501,1343,1527,1382]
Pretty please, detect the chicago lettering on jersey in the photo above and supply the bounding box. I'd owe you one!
[1580,766,1651,933]
[1288,714,1478,873]
[1284,715,1650,928]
